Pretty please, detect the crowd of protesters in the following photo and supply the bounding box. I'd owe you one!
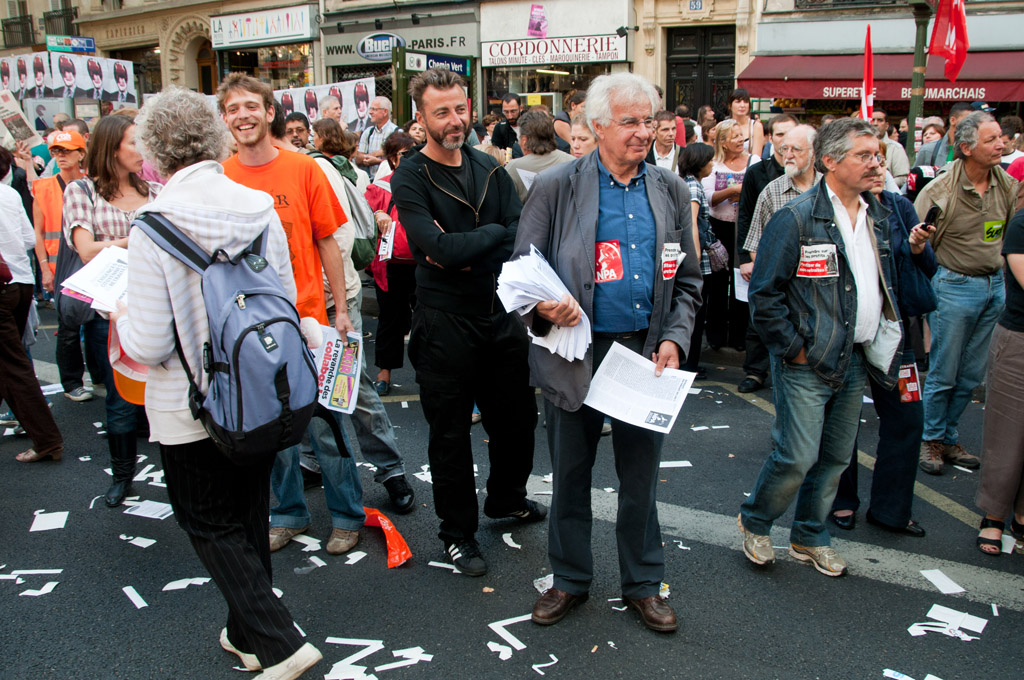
[1,69,1023,679]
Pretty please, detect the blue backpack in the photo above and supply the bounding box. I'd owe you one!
[134,212,317,463]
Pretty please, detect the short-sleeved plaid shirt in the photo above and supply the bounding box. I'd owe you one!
[62,178,161,247]
[684,174,712,276]
[743,171,821,254]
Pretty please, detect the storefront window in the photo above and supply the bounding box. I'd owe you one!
[485,63,610,115]
[223,43,313,90]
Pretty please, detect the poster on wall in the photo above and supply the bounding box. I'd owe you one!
[24,98,72,131]
[528,5,548,39]
[49,53,136,103]
[273,77,375,129]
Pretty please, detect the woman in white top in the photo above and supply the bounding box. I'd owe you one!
[112,85,321,677]
[701,119,759,350]
[726,89,764,158]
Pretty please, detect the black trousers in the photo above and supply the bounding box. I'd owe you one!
[742,314,770,381]
[545,334,665,599]
[832,348,922,526]
[0,282,62,454]
[706,217,749,349]
[409,303,537,544]
[374,262,416,371]
[682,275,710,372]
[160,439,304,667]
[55,315,102,392]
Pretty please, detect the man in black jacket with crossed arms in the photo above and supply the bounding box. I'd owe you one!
[391,68,546,577]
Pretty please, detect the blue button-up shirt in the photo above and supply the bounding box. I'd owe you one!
[593,158,657,333]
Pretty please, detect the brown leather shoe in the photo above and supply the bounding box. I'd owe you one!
[624,595,678,633]
[531,588,588,626]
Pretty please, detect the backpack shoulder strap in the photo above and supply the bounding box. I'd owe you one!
[250,227,269,258]
[134,212,210,275]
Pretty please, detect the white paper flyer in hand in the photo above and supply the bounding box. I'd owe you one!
[60,245,129,313]
[733,268,749,302]
[583,342,696,433]
[311,326,362,414]
[496,244,592,361]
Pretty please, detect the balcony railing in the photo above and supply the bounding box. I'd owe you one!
[795,0,902,8]
[43,7,79,37]
[2,15,35,49]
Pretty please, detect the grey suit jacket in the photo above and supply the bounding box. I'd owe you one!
[512,150,703,411]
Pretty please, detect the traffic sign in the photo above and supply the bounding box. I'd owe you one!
[404,51,471,77]
[46,35,96,54]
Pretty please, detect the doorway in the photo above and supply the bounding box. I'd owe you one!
[196,42,217,95]
[666,25,735,117]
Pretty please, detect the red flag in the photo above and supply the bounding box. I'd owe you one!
[858,25,874,120]
[929,0,970,81]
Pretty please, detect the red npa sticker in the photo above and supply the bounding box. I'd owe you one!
[662,243,682,279]
[595,240,624,282]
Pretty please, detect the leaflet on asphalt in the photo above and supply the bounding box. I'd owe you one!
[312,326,361,414]
[583,342,695,433]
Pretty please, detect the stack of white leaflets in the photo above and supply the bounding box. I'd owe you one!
[497,244,591,361]
[60,245,129,313]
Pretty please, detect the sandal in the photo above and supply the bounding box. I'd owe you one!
[1010,518,1024,540]
[976,517,1004,557]
[16,447,63,463]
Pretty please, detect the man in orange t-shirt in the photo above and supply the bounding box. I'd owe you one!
[219,73,352,331]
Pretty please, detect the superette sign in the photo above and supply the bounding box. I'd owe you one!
[481,34,626,67]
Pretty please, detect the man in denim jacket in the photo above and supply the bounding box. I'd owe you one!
[738,118,903,577]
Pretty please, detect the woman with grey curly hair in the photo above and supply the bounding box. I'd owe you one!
[110,85,320,675]
[134,86,230,177]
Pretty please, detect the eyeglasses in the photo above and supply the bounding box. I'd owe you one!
[613,117,655,130]
[369,106,387,111]
[778,145,808,154]
[849,152,884,165]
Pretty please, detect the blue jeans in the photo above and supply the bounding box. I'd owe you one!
[85,317,137,435]
[740,351,866,546]
[922,267,1004,443]
[270,413,365,531]
[335,296,405,483]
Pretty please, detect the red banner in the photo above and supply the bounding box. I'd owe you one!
[859,26,874,119]
[929,0,969,82]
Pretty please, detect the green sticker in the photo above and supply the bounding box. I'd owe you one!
[983,220,1005,242]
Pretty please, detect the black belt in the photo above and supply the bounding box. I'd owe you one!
[594,330,645,340]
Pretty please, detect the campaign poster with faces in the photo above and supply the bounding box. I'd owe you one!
[49,53,136,103]
[274,77,375,130]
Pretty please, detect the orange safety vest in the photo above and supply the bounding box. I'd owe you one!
[32,175,65,275]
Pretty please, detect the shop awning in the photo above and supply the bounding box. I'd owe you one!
[737,51,1024,102]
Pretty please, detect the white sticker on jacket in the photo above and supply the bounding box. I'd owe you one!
[662,243,682,279]
[797,244,839,278]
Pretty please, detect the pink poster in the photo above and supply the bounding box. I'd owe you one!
[528,4,548,38]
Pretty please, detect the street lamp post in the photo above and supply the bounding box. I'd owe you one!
[906,0,937,166]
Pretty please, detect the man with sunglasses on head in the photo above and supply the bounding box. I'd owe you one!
[738,117,904,578]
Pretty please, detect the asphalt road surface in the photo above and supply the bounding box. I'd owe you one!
[3,303,1023,680]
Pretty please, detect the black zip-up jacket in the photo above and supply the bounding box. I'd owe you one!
[391,143,522,315]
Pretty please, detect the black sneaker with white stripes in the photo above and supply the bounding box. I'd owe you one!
[484,498,548,523]
[445,539,488,577]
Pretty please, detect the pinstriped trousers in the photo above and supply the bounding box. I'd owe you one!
[161,439,304,667]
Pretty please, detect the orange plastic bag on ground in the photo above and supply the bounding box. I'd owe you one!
[363,507,412,568]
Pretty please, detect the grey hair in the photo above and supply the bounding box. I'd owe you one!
[953,111,996,160]
[787,124,817,153]
[585,73,659,131]
[372,96,392,112]
[318,95,340,109]
[813,117,875,173]
[135,85,229,178]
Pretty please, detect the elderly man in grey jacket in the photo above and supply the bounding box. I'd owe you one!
[513,73,702,634]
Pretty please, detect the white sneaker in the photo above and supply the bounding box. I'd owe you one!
[220,628,261,671]
[254,643,322,679]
